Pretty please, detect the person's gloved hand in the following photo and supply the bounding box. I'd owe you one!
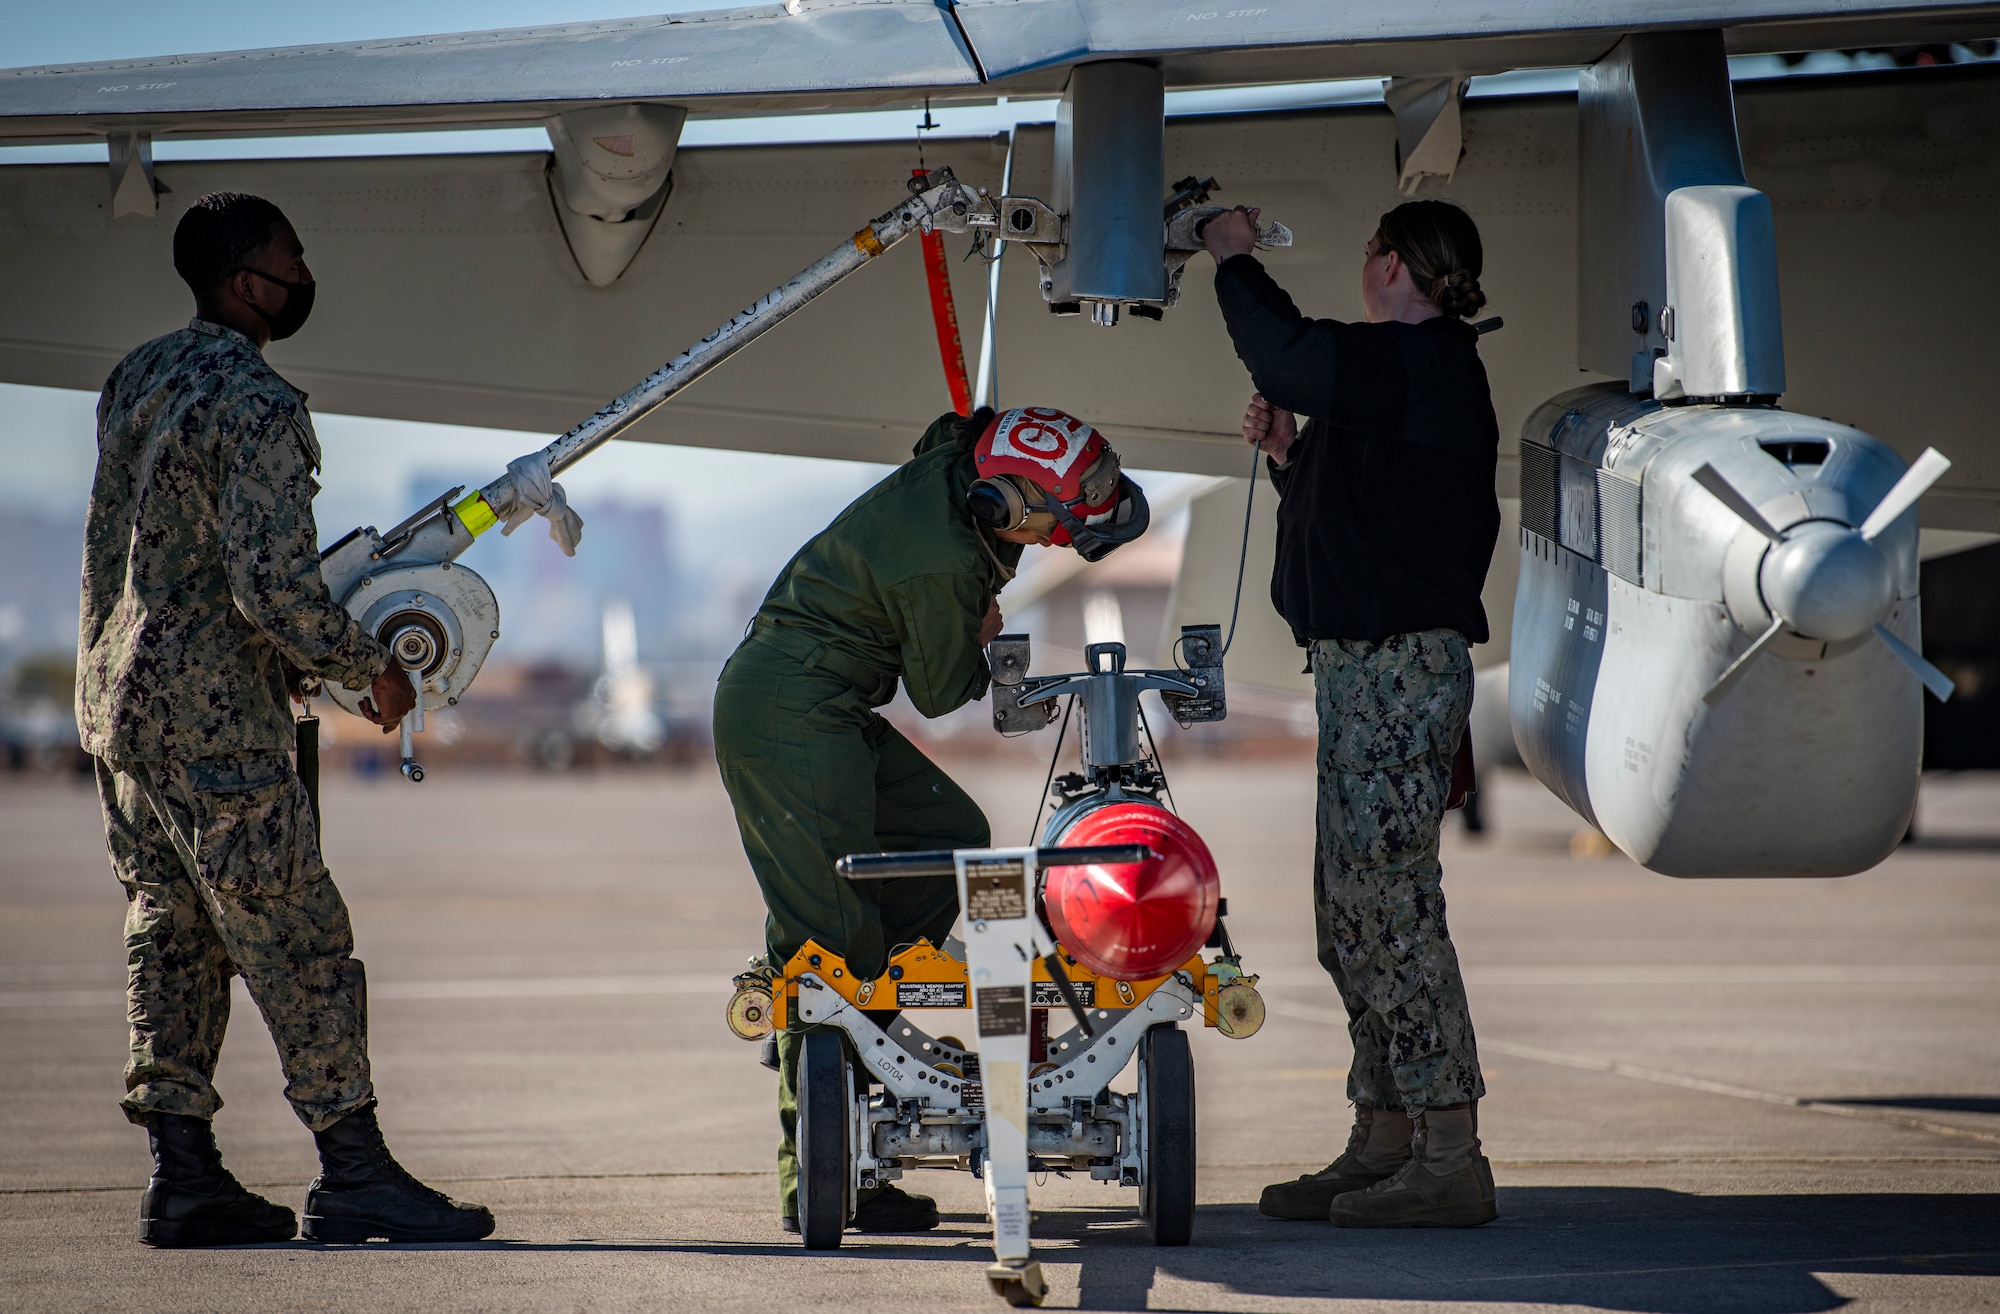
[359,667,417,733]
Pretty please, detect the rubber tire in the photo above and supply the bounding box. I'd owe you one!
[796,1030,851,1250]
[1139,1023,1197,1246]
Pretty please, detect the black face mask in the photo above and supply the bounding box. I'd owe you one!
[239,268,316,341]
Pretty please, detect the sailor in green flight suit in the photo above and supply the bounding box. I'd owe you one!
[714,404,1150,1234]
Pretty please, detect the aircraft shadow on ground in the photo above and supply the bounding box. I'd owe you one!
[1037,1189,2000,1313]
[269,1189,2000,1312]
[1814,1095,2000,1115]
[1903,834,2000,851]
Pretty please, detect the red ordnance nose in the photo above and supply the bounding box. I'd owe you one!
[1045,802,1220,980]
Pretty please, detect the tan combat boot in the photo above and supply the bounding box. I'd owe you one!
[1258,1104,1412,1220]
[1329,1101,1497,1228]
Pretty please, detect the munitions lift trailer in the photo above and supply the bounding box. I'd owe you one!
[731,634,1267,1306]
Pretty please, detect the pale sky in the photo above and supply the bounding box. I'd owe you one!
[0,378,892,567]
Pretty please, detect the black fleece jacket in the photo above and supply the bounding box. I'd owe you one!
[1213,253,1501,646]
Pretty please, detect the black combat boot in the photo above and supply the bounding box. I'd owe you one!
[301,1104,495,1243]
[138,1113,297,1248]
[851,1182,940,1233]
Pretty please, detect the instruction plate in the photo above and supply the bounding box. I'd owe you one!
[964,861,1028,922]
[976,985,1028,1037]
[1031,981,1095,1008]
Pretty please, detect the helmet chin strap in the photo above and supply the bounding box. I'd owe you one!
[1044,475,1150,563]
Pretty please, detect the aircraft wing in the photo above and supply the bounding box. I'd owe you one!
[954,0,2000,88]
[0,3,984,141]
[3,0,1998,142]
[3,68,1993,498]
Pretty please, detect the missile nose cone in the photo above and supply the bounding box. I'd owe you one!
[1760,522,1895,642]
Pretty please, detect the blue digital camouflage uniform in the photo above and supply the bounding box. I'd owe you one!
[1311,629,1485,1114]
[77,318,389,1131]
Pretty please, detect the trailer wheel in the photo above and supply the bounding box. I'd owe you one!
[796,1030,851,1249]
[1139,1023,1196,1246]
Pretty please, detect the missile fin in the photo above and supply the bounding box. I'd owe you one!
[1859,448,1952,542]
[1874,624,1955,702]
[1693,464,1786,543]
[1702,619,1787,706]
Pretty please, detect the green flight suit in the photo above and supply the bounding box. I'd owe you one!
[713,414,1022,1216]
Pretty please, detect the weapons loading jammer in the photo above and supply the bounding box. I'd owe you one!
[729,631,1265,1306]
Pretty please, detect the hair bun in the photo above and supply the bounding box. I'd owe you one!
[1432,269,1487,320]
[952,406,998,448]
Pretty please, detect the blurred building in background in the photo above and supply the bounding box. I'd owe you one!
[0,505,82,655]
[0,464,1321,782]
[0,505,85,772]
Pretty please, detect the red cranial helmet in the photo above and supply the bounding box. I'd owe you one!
[970,406,1123,547]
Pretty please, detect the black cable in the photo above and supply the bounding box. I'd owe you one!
[1136,697,1178,817]
[1027,695,1074,845]
[1220,441,1261,658]
[1040,952,1094,1038]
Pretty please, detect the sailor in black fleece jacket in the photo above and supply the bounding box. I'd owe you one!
[1203,200,1501,1230]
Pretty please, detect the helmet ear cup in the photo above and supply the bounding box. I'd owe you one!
[1077,447,1122,511]
[967,476,1028,530]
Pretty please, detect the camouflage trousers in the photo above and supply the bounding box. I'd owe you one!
[95,752,372,1132]
[1311,630,1484,1114]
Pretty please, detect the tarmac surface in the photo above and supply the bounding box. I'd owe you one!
[3,758,1998,1312]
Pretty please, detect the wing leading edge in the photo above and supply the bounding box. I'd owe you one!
[0,2,982,142]
[2,0,1996,143]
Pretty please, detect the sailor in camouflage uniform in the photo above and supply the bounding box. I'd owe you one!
[1206,200,1502,1226]
[79,192,492,1247]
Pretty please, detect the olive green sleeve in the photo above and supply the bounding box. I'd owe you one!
[219,411,389,691]
[883,572,992,718]
[908,412,963,459]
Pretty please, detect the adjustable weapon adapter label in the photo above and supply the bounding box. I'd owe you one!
[964,861,1028,922]
[896,982,968,1008]
[976,985,1028,1037]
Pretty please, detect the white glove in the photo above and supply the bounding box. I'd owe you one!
[492,453,584,557]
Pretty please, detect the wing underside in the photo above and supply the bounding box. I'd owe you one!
[2,69,1992,493]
